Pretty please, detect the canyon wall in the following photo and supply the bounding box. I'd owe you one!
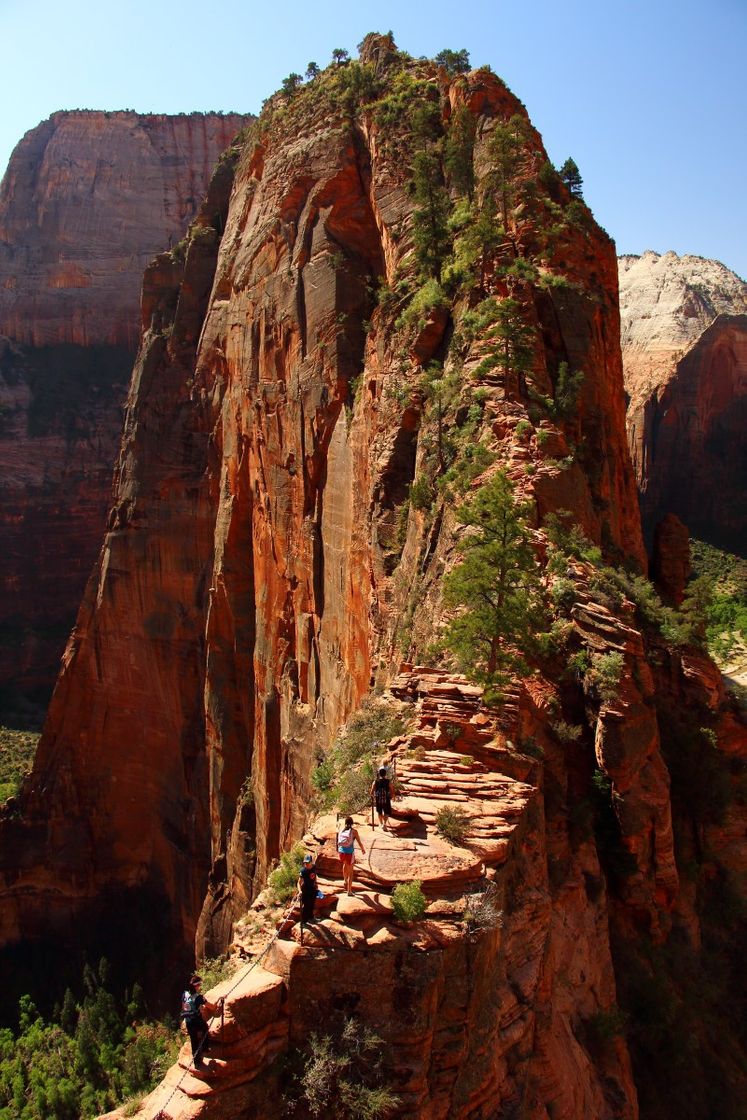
[619,251,747,553]
[2,40,745,1119]
[0,111,250,717]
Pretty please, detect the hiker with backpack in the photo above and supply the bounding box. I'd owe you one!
[180,974,224,1071]
[337,816,366,895]
[371,766,392,831]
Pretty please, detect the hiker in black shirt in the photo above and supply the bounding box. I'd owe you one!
[371,767,392,830]
[180,974,223,1070]
[297,853,319,924]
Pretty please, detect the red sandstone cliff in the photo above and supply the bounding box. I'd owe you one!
[619,250,747,552]
[0,111,251,716]
[2,40,745,1120]
[0,111,250,349]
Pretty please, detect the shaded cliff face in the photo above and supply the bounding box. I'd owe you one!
[619,251,747,552]
[3,42,745,1119]
[0,111,251,718]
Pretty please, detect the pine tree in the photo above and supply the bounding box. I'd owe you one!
[281,73,303,97]
[475,297,535,396]
[485,114,532,232]
[305,62,320,80]
[410,104,451,281]
[459,195,503,288]
[559,157,583,198]
[443,472,545,699]
[435,48,471,76]
[444,104,476,200]
[332,47,350,66]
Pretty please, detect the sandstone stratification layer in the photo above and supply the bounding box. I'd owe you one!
[0,111,250,348]
[0,110,251,714]
[619,250,747,552]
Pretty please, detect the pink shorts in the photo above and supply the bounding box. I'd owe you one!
[339,851,354,866]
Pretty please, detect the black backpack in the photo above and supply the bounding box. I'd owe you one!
[180,989,201,1020]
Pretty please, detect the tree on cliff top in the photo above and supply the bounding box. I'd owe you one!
[435,48,471,76]
[443,471,545,701]
[560,157,583,198]
[281,73,303,97]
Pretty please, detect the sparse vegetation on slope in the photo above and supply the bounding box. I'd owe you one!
[0,726,39,802]
[312,700,407,815]
[0,961,179,1120]
[690,537,747,663]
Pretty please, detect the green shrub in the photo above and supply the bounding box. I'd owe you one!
[391,880,427,923]
[588,651,624,702]
[268,843,306,903]
[0,725,41,801]
[336,760,375,815]
[0,966,179,1120]
[298,1020,399,1119]
[197,955,240,991]
[409,475,433,511]
[441,721,463,745]
[552,720,583,744]
[551,577,577,612]
[435,805,470,845]
[338,702,406,769]
[515,419,533,439]
[519,736,545,759]
[552,362,584,419]
[312,759,334,793]
[396,279,448,330]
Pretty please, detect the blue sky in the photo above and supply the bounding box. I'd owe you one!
[1,0,745,278]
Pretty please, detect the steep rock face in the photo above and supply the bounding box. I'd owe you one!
[0,111,250,715]
[619,251,747,551]
[0,53,644,988]
[0,111,250,348]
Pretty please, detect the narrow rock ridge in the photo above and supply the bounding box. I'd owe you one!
[619,250,747,550]
[102,670,638,1120]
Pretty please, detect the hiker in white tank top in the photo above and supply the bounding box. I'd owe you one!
[337,815,365,895]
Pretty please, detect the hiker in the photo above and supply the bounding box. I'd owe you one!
[298,853,319,925]
[337,815,366,895]
[371,766,392,831]
[180,974,224,1070]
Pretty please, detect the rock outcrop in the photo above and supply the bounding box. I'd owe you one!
[104,670,638,1120]
[619,251,747,552]
[0,111,250,716]
[2,42,745,1119]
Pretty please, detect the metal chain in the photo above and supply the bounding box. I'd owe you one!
[155,904,294,1120]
